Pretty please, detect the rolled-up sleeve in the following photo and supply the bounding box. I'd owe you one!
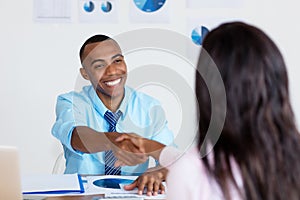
[51,93,87,155]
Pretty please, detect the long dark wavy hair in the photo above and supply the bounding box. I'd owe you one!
[196,21,300,199]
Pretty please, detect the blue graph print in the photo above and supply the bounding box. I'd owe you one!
[93,178,134,189]
[83,1,95,13]
[133,0,166,12]
[101,1,112,13]
[191,26,209,46]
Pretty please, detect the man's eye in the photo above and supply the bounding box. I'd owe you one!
[95,64,106,68]
[114,59,123,63]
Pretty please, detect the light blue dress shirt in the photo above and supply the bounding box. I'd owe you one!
[52,85,174,175]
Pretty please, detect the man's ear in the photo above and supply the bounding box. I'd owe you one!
[80,67,90,80]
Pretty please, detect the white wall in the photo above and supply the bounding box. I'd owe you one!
[0,0,299,175]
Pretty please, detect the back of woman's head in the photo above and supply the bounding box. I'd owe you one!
[196,21,300,200]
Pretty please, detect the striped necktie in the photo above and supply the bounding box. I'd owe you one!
[104,110,122,175]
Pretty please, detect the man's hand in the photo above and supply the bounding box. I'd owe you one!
[105,132,148,166]
[115,133,165,161]
[123,167,168,196]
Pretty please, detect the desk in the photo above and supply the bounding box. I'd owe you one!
[45,194,103,200]
[45,194,164,200]
[46,194,103,200]
[24,175,165,200]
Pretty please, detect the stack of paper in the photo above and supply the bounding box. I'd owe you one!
[22,173,84,195]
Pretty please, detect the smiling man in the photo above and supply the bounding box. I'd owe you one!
[51,34,174,196]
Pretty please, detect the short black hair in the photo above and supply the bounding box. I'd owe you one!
[79,34,112,63]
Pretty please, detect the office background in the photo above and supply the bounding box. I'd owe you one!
[0,0,299,175]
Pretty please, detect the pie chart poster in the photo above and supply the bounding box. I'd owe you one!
[79,0,118,23]
[129,0,170,23]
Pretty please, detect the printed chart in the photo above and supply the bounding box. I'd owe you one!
[93,178,134,189]
[191,26,209,46]
[129,0,169,23]
[101,1,113,12]
[79,0,118,23]
[133,0,166,12]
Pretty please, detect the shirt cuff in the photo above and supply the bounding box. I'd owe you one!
[65,126,84,156]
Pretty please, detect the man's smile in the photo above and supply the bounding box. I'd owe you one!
[104,78,121,87]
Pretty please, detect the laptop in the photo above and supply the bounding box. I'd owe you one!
[0,146,22,200]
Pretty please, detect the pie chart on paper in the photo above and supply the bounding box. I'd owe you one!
[133,0,166,13]
[191,26,209,46]
[101,1,113,13]
[83,1,95,12]
[93,178,134,189]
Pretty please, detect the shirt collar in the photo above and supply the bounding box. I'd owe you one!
[87,85,131,119]
[118,86,132,120]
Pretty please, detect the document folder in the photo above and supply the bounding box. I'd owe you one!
[22,173,84,194]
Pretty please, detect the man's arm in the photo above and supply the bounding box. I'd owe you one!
[52,93,146,166]
[71,126,116,153]
[115,133,166,161]
[71,126,147,166]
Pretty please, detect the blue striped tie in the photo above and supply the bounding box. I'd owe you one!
[104,110,122,175]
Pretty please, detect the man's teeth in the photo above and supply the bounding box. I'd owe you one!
[105,78,121,86]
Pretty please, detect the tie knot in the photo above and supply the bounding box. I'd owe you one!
[104,110,122,129]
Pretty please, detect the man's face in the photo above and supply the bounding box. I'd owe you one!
[81,39,127,100]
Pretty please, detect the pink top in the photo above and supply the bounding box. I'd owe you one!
[159,146,243,200]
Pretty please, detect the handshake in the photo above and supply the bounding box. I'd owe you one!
[72,127,169,195]
[105,132,166,167]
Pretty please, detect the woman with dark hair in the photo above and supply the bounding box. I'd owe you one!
[191,21,300,199]
[116,21,300,199]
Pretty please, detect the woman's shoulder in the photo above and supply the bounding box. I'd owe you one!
[159,145,204,177]
[169,146,202,174]
[165,146,221,199]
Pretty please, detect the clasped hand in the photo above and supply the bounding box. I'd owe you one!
[106,133,167,196]
[106,132,148,166]
[107,132,165,167]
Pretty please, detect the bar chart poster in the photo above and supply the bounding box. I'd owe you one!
[78,0,118,23]
[129,0,170,23]
[33,0,71,23]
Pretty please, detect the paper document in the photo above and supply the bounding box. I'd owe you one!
[22,173,84,194]
[86,175,166,199]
